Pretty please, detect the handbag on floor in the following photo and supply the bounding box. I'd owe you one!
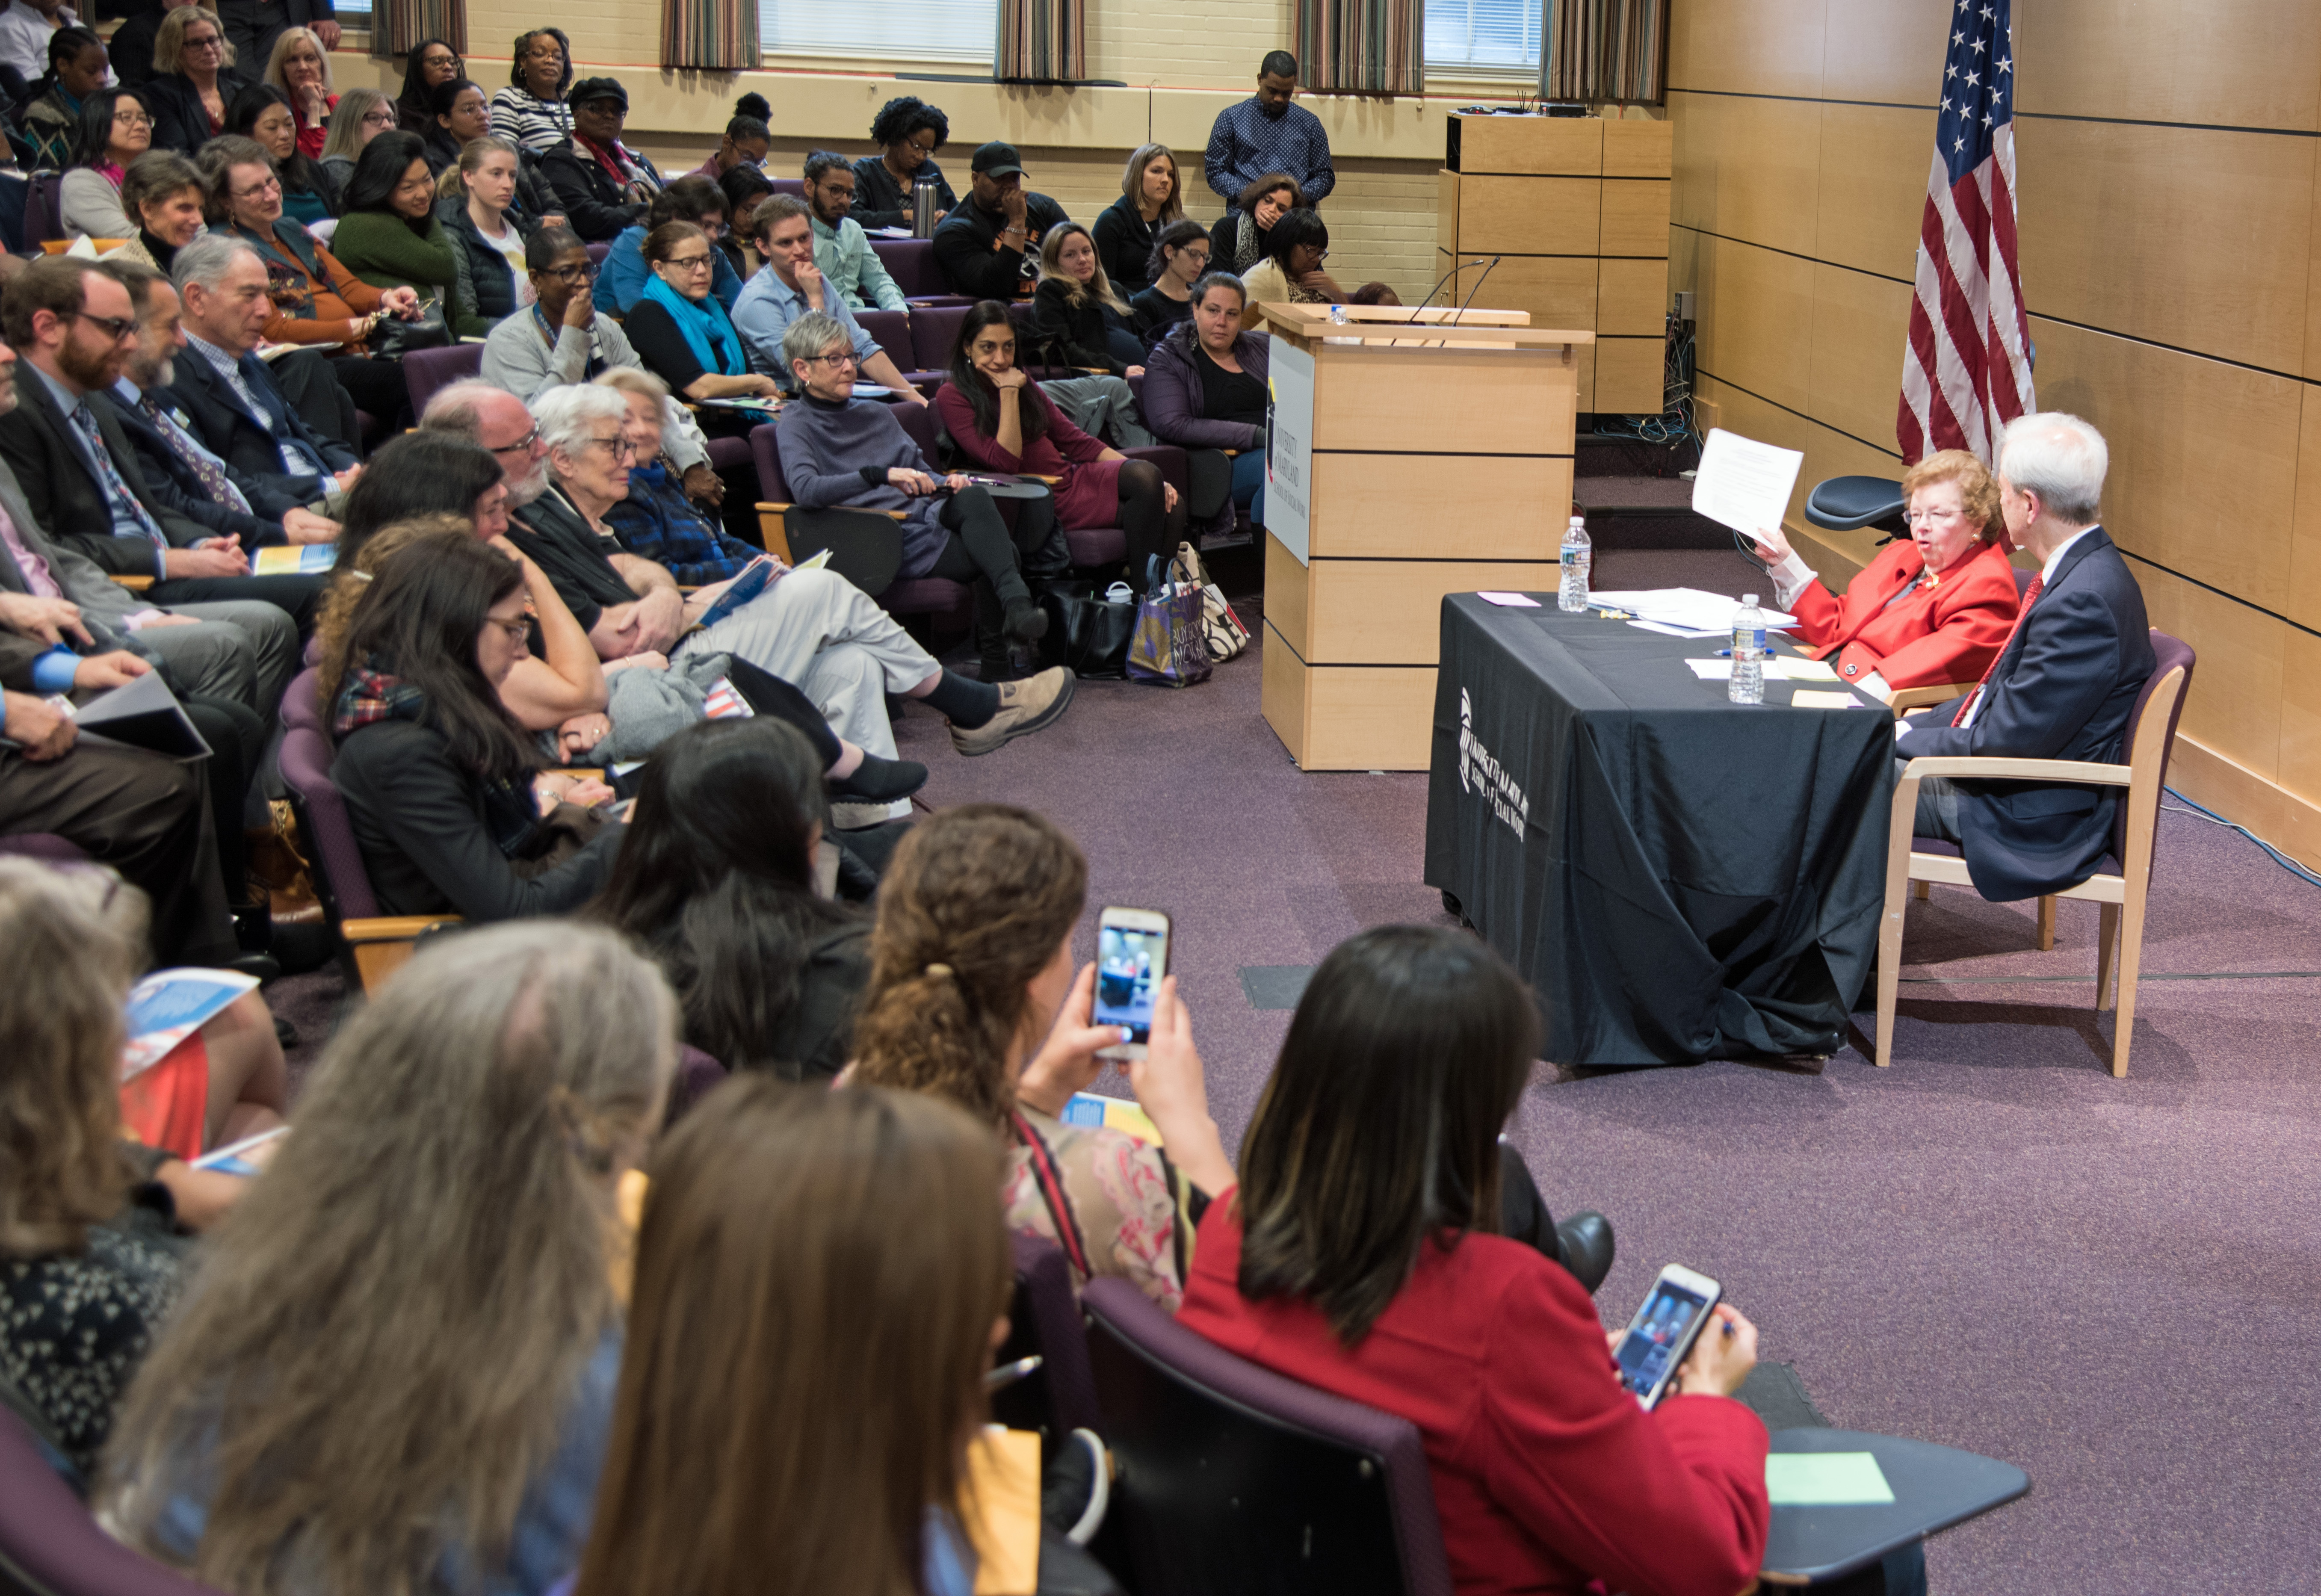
[1165,542,1250,662]
[1041,579,1138,679]
[1127,557,1212,689]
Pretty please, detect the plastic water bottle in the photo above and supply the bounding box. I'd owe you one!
[1328,304,1349,325]
[1558,514,1592,612]
[1730,594,1766,704]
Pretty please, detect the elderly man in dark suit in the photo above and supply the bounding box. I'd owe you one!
[1896,412,2158,900]
[162,234,361,491]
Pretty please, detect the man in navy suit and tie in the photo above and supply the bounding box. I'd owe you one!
[1896,412,2157,900]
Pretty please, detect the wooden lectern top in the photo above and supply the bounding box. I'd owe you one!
[1254,301,1595,352]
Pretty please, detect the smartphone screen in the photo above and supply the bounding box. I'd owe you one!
[1613,1274,1716,1406]
[1092,912,1169,1045]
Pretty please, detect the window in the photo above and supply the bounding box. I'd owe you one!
[1425,0,1541,78]
[760,0,997,65]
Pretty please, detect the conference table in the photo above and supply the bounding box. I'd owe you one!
[1422,594,1898,1066]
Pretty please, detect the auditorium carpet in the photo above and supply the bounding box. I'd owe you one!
[278,539,2321,1592]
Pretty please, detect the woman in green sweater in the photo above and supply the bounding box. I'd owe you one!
[327,130,467,332]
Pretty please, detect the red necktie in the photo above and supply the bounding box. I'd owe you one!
[1951,573,2043,726]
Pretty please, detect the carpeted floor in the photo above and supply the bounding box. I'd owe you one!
[277,530,2321,1590]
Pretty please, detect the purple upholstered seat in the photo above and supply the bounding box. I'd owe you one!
[0,1407,229,1595]
[1082,1276,1452,1596]
[277,666,379,923]
[747,423,972,630]
[988,1235,1103,1446]
[402,344,484,420]
[869,237,942,298]
[665,1043,729,1124]
[0,833,87,862]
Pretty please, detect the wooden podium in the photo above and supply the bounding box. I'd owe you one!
[1255,302,1590,771]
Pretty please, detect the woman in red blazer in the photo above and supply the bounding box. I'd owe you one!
[1749,449,2019,698]
[1175,927,1771,1596]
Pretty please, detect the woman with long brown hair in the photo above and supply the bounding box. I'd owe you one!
[572,1081,1004,1596]
[1092,141,1183,295]
[101,922,677,1596]
[851,805,1234,1311]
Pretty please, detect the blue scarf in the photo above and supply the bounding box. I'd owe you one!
[639,271,744,378]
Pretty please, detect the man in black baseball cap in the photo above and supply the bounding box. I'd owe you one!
[542,75,665,239]
[932,139,1069,299]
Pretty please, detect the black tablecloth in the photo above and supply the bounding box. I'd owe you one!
[1423,595,1897,1065]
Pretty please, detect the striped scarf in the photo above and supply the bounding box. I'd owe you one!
[332,658,543,859]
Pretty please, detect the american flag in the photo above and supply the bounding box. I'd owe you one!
[1897,0,2034,465]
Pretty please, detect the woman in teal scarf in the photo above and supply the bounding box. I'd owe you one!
[618,221,779,435]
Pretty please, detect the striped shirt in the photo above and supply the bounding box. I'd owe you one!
[488,86,572,154]
[1203,98,1334,209]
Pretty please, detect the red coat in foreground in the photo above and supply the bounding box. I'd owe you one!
[1177,1201,1769,1596]
[1789,535,2019,691]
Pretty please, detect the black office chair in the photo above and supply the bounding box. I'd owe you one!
[1805,476,1908,541]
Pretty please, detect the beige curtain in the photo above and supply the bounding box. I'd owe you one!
[662,0,759,71]
[996,0,1085,81]
[373,0,464,57]
[1542,0,1668,105]
[1296,0,1422,98]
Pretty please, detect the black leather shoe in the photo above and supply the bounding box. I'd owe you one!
[1555,1210,1615,1295]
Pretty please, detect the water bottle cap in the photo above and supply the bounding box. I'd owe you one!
[1741,594,1759,604]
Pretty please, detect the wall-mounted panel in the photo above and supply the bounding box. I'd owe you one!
[1595,337,1667,414]
[2015,118,2316,376]
[2294,394,2321,630]
[1813,103,1928,282]
[2138,564,2287,781]
[1453,257,1600,329]
[1668,90,1823,257]
[1455,176,1603,255]
[1603,119,1675,180]
[1818,0,1948,105]
[1602,180,1674,256]
[1666,0,1828,99]
[2031,318,2303,615]
[1599,257,1671,335]
[2014,0,2321,133]
[2283,629,2321,808]
[1806,263,1912,449]
[1456,115,1600,175]
[1694,231,1815,415]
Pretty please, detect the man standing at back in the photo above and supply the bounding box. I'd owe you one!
[1205,51,1334,213]
[1895,412,2156,899]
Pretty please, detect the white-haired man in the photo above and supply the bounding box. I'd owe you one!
[1895,412,2156,900]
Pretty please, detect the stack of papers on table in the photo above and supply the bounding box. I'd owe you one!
[1592,588,1798,634]
[1685,657,1844,683]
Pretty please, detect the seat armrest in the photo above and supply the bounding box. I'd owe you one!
[1901,756,2134,786]
[340,914,462,943]
[1883,681,1978,714]
[111,574,155,591]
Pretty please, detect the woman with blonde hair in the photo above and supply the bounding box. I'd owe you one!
[262,26,334,160]
[437,133,540,332]
[144,6,250,154]
[317,83,395,194]
[101,922,678,1596]
[572,1082,1004,1595]
[1030,220,1143,375]
[851,805,1234,1311]
[1746,448,2020,697]
[1093,141,1183,296]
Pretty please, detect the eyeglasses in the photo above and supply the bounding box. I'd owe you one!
[801,352,858,368]
[540,263,597,285]
[182,32,222,50]
[487,425,540,455]
[73,310,136,341]
[113,110,152,128]
[422,50,462,69]
[361,108,398,128]
[231,175,282,201]
[584,435,638,459]
[659,253,714,273]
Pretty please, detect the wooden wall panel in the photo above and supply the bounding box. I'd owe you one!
[1601,181,1674,256]
[2031,318,2304,614]
[1668,91,1822,256]
[1696,233,1815,414]
[1455,176,1602,255]
[1818,0,1948,105]
[1453,257,1598,329]
[2014,0,2321,133]
[2014,119,2316,375]
[1806,263,1912,448]
[2138,565,2287,781]
[2308,151,2321,381]
[1437,172,1461,255]
[1812,103,1928,281]
[1599,257,1671,335]
[1456,115,1600,175]
[1602,120,1674,180]
[1595,338,1667,414]
[1308,454,1572,560]
[2282,629,2321,808]
[1666,0,1827,98]
[2293,393,2321,629]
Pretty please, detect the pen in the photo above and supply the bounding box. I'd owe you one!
[1595,608,1635,621]
[985,1354,1043,1390]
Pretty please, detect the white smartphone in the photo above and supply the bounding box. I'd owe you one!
[1611,1264,1724,1410]
[1092,907,1171,1062]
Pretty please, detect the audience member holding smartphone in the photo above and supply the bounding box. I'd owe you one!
[102,923,677,1596]
[1176,925,1771,1596]
[849,804,1234,1312]
[565,1082,1003,1596]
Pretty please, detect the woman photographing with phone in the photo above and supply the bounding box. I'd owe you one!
[1177,924,1773,1596]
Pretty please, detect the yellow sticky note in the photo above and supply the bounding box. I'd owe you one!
[1791,689,1866,710]
[966,1426,1044,1595]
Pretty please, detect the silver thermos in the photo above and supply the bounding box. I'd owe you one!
[912,176,939,238]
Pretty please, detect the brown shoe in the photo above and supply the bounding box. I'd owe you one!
[950,666,1075,756]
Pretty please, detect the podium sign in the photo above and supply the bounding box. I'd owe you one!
[1253,303,1590,771]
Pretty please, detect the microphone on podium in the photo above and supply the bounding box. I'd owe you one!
[1406,255,1490,325]
[1450,256,1502,324]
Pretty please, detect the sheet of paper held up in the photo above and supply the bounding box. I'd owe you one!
[1765,1451,1897,1506]
[1691,428,1805,539]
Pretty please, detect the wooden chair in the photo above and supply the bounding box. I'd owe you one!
[1875,631,2195,1077]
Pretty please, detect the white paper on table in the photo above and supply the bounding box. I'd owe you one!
[1792,689,1869,709]
[1591,588,1797,633]
[1628,618,1721,638]
[1691,429,1805,538]
[1684,658,1833,683]
[1476,590,1541,607]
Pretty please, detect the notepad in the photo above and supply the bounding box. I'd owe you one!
[1792,689,1868,709]
[1766,1452,1895,1506]
[1779,656,1839,682]
[1476,590,1541,607]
